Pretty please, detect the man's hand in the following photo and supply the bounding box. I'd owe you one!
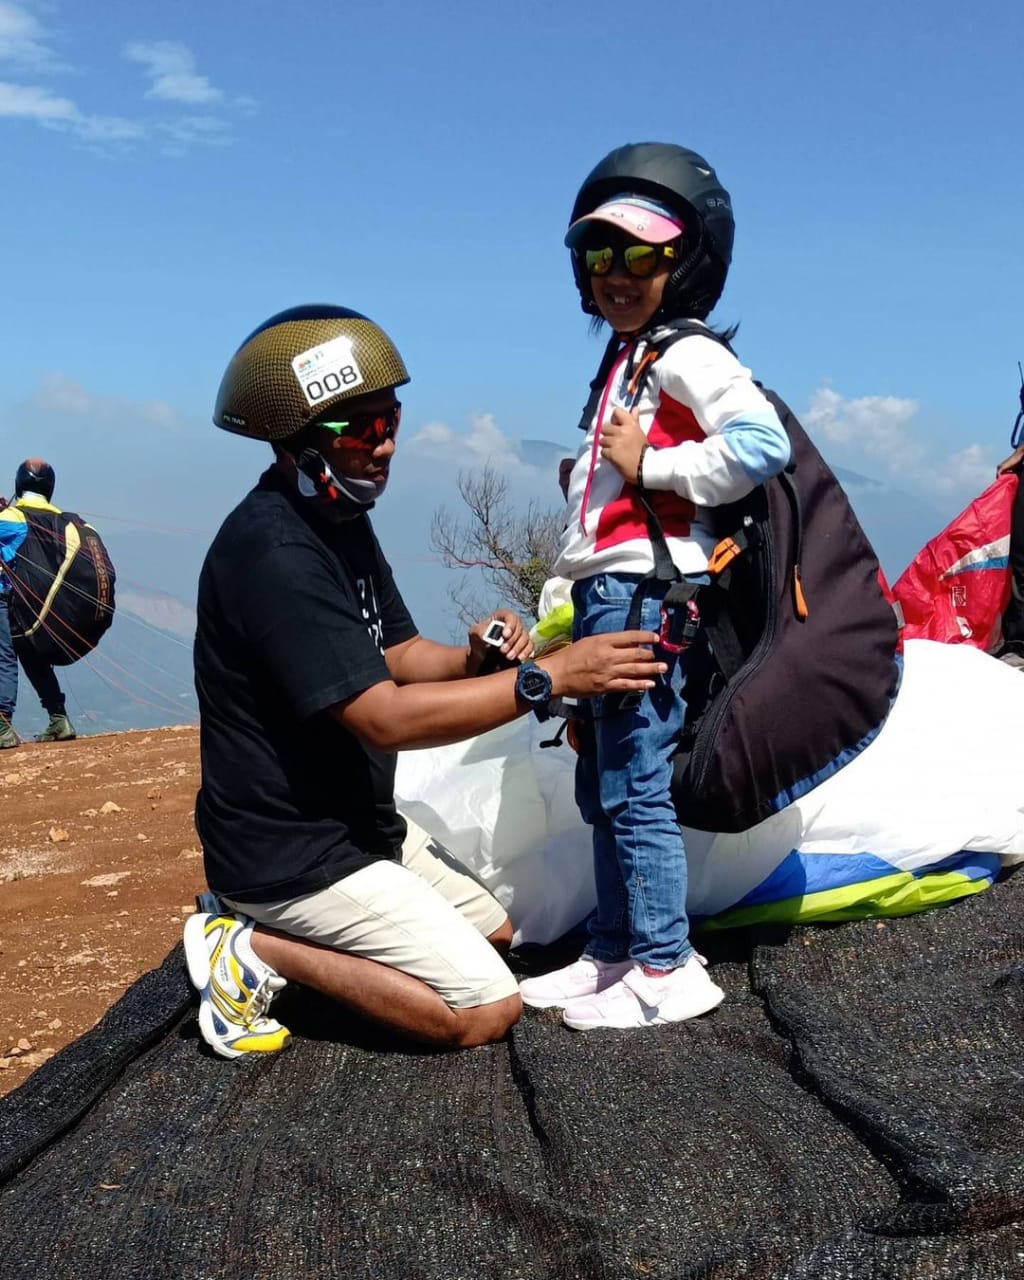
[467,609,533,674]
[543,631,665,697]
[996,444,1024,476]
[558,456,574,499]
[599,407,647,482]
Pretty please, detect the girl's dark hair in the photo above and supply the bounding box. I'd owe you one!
[587,314,739,344]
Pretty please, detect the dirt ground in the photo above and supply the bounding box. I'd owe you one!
[0,725,204,1098]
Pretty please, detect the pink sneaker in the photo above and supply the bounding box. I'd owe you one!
[518,956,632,1009]
[561,956,724,1030]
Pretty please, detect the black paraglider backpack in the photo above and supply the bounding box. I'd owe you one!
[8,506,116,665]
[611,321,902,833]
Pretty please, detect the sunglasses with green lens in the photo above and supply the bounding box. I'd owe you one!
[318,403,402,447]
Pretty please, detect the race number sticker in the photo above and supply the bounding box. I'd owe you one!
[291,335,364,406]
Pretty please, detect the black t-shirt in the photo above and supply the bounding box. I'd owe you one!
[194,467,418,901]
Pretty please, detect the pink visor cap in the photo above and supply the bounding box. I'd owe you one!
[565,195,685,247]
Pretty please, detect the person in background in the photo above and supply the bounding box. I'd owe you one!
[0,495,27,749]
[10,460,77,742]
[184,304,666,1060]
[991,370,1024,668]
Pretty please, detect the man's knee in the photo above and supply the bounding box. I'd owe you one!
[450,992,522,1048]
[487,916,514,955]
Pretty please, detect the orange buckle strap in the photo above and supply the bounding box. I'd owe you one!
[708,536,743,576]
[626,349,660,398]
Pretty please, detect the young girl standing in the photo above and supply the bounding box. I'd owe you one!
[520,143,792,1030]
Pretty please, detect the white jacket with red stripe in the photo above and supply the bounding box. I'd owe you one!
[552,327,792,580]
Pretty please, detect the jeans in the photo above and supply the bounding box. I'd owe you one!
[0,592,18,720]
[572,572,694,971]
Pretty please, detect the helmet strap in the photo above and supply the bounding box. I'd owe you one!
[294,447,382,518]
[651,222,711,326]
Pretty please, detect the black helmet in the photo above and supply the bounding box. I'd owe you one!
[15,458,55,500]
[214,304,410,443]
[566,142,734,322]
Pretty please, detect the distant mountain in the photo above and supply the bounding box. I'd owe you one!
[519,438,574,471]
[832,466,947,581]
[100,527,209,611]
[9,460,950,738]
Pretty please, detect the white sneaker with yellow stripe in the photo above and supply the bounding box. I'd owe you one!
[183,912,291,1060]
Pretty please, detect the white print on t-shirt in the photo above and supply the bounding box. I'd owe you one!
[357,576,384,655]
[291,335,365,407]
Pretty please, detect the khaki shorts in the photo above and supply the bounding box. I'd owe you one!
[225,818,517,1010]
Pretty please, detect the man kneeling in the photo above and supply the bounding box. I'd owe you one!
[185,305,665,1058]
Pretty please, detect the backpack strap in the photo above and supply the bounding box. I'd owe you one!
[623,321,809,681]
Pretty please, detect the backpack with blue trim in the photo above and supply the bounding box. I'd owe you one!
[618,322,903,832]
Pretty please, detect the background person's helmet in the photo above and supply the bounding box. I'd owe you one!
[566,142,734,323]
[214,304,410,443]
[15,458,56,500]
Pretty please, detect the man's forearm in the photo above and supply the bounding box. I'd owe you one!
[337,666,523,751]
[386,635,470,685]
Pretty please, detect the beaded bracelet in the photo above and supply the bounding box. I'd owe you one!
[636,443,650,491]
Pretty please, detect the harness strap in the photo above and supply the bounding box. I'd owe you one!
[575,333,625,435]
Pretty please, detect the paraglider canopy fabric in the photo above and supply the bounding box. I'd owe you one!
[1,867,1023,1278]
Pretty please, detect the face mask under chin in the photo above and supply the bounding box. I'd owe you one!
[295,453,387,518]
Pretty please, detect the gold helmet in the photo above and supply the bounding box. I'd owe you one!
[213,305,410,442]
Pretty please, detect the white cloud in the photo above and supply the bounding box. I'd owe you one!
[407,413,528,469]
[926,443,995,498]
[123,40,223,105]
[804,384,997,501]
[0,6,143,147]
[32,374,180,428]
[0,78,143,141]
[0,21,249,153]
[122,40,257,151]
[159,113,232,151]
[804,386,924,469]
[0,78,73,119]
[0,2,62,70]
[73,112,144,142]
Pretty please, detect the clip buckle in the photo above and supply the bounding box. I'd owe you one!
[659,598,700,654]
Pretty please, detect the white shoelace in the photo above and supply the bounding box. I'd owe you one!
[244,975,279,1026]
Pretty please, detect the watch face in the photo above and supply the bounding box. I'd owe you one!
[518,666,551,702]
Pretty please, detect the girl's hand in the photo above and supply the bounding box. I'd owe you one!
[600,406,646,482]
[467,609,534,673]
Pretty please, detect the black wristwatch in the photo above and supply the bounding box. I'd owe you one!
[515,660,553,721]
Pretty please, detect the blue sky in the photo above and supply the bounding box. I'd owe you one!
[2,0,1023,656]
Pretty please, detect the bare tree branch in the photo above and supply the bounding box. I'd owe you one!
[430,465,563,628]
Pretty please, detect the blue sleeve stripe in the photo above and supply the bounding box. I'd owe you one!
[0,511,27,564]
[721,412,792,485]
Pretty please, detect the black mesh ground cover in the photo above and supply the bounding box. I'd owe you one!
[0,871,1021,1280]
